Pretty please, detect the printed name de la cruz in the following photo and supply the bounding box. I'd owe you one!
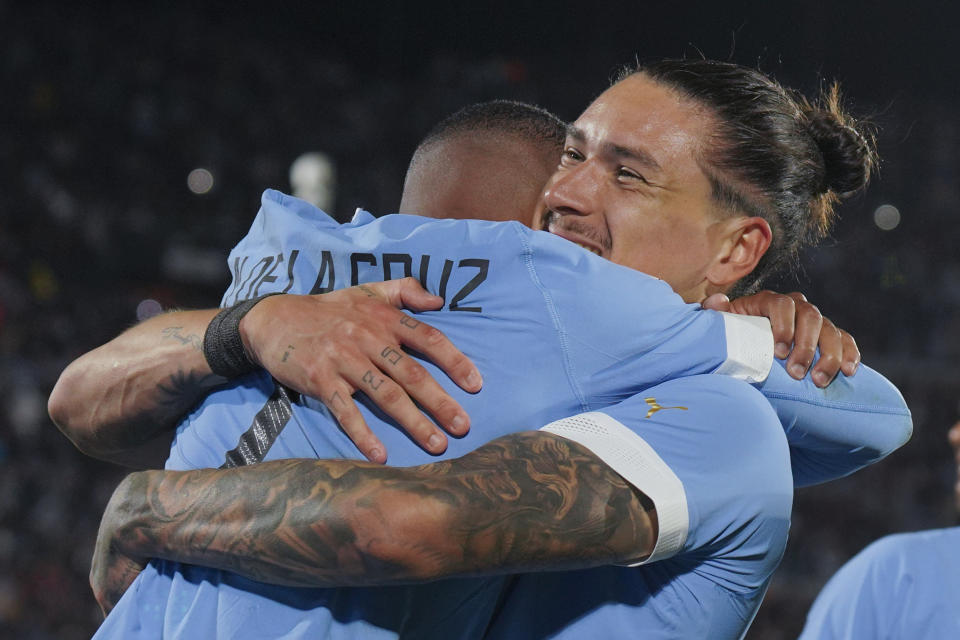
[225,249,491,312]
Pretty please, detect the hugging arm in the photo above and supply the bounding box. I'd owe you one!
[91,431,654,613]
[759,359,912,487]
[704,291,912,486]
[47,309,224,468]
[51,282,910,484]
[49,279,482,468]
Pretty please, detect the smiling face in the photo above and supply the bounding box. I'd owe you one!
[541,73,743,302]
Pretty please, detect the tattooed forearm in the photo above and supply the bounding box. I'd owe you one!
[48,308,225,467]
[105,432,655,588]
[155,369,221,410]
[85,368,221,455]
[160,326,203,352]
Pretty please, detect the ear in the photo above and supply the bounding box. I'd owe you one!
[705,217,772,290]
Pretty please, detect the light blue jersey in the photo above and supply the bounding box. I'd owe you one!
[799,527,960,640]
[492,375,793,639]
[95,191,909,639]
[168,189,772,472]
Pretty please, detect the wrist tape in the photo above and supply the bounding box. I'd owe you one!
[203,293,282,377]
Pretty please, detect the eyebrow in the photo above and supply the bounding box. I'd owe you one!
[566,124,663,173]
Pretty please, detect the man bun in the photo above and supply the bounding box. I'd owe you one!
[803,84,877,197]
[626,60,880,295]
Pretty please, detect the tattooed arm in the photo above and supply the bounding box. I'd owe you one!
[48,309,224,468]
[91,431,656,612]
[48,279,482,468]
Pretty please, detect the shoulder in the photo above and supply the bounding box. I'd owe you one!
[548,375,790,501]
[847,527,960,575]
[544,376,791,579]
[803,527,960,639]
[258,189,339,226]
[618,375,788,463]
[799,531,933,640]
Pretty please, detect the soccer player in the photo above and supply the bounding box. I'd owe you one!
[797,423,960,639]
[57,62,909,638]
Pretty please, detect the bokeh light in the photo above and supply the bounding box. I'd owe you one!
[873,204,901,231]
[187,168,215,195]
[136,298,163,321]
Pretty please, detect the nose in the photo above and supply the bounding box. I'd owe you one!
[543,160,602,218]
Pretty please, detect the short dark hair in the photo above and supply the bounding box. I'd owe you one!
[619,59,877,296]
[414,100,566,157]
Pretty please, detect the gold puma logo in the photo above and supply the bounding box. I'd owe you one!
[644,397,688,419]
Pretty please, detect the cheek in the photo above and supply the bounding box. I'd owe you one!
[636,222,712,281]
[618,228,677,275]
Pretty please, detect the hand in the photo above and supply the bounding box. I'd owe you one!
[702,290,860,387]
[90,478,147,616]
[240,278,483,462]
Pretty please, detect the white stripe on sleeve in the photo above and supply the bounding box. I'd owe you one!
[540,411,688,565]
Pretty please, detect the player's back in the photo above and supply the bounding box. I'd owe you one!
[170,190,746,472]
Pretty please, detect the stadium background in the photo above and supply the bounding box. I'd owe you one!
[3,1,958,637]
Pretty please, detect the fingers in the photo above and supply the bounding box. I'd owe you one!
[322,385,388,463]
[787,292,863,386]
[731,290,823,381]
[375,342,470,435]
[700,293,731,312]
[345,362,452,456]
[838,329,861,377]
[308,332,468,460]
[247,284,482,460]
[808,318,843,387]
[393,312,482,393]
[363,277,445,312]
[728,289,862,388]
[731,290,798,359]
[352,280,482,393]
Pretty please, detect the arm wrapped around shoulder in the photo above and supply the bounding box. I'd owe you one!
[758,357,912,488]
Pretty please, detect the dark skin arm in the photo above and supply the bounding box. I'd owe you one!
[702,290,860,386]
[91,431,655,614]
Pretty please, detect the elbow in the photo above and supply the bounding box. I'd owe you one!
[856,407,913,464]
[869,376,913,459]
[48,368,99,455]
[878,410,913,459]
[848,363,913,459]
[48,372,78,438]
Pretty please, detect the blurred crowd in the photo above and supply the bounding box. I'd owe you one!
[3,3,960,638]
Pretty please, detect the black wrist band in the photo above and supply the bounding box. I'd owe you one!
[203,293,282,378]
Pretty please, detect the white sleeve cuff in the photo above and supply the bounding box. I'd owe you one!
[540,412,688,566]
[714,312,774,384]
